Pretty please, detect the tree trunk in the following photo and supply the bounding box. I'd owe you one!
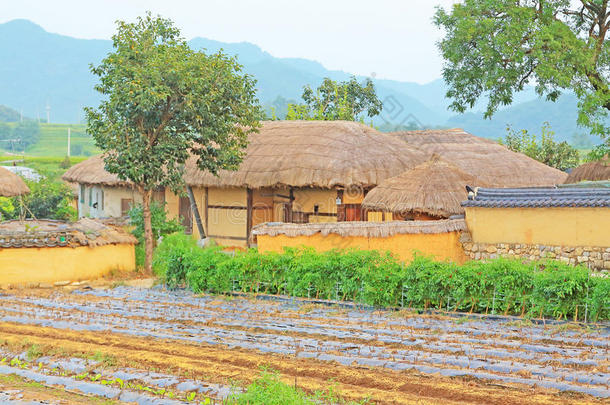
[142,188,154,273]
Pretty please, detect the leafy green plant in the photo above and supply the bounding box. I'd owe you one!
[11,178,77,221]
[153,241,610,321]
[501,123,580,171]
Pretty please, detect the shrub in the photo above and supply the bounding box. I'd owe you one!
[16,178,76,221]
[153,243,610,321]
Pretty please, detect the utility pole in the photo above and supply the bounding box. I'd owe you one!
[45,101,51,124]
[67,127,71,157]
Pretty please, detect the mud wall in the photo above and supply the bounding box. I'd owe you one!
[464,207,610,247]
[0,244,135,286]
[257,231,468,264]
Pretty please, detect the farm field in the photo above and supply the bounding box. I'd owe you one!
[0,286,607,404]
[0,123,98,157]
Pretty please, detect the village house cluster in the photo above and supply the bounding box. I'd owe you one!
[51,120,609,275]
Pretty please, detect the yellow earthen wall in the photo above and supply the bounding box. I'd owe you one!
[293,188,337,215]
[0,244,135,286]
[465,207,610,247]
[257,232,468,264]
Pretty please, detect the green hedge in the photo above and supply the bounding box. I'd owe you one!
[154,234,610,321]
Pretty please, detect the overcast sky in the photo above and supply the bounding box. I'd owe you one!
[2,0,460,84]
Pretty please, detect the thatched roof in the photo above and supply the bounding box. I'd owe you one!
[63,121,428,189]
[362,155,483,217]
[62,155,131,187]
[252,218,467,239]
[393,129,568,187]
[187,121,427,188]
[0,218,137,248]
[0,167,29,197]
[565,155,610,184]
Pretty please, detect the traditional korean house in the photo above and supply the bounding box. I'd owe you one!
[63,121,428,247]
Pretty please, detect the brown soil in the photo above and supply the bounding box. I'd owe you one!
[0,321,601,405]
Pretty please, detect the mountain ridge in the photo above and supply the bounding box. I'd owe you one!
[0,19,596,144]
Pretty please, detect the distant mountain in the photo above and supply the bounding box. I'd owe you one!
[0,19,598,144]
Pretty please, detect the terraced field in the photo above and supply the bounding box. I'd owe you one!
[0,286,607,404]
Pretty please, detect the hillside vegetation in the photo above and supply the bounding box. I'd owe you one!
[0,123,98,157]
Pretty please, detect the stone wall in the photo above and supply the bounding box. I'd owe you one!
[460,232,610,273]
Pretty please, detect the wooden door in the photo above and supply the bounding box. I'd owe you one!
[345,204,362,221]
[179,197,193,234]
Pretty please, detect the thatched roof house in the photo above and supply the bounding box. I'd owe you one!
[362,155,484,218]
[565,155,610,184]
[0,167,29,197]
[64,121,427,189]
[393,129,568,187]
[62,121,429,244]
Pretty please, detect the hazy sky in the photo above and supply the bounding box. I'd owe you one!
[2,0,460,84]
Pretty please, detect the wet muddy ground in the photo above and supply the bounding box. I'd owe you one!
[0,285,607,404]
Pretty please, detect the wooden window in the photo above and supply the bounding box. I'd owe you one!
[88,188,93,207]
[121,199,133,216]
[79,185,85,203]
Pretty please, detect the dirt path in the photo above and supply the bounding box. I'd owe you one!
[0,286,607,404]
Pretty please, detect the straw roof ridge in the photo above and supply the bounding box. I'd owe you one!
[392,128,567,188]
[62,155,132,187]
[65,121,428,189]
[252,219,467,239]
[362,155,483,217]
[565,155,610,184]
[0,167,30,197]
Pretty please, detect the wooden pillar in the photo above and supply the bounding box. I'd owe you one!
[204,187,209,236]
[336,189,345,222]
[246,188,253,247]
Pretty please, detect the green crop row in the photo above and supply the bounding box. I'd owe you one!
[154,233,610,321]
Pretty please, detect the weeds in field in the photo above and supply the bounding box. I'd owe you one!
[155,235,610,321]
[25,344,43,361]
[227,370,366,405]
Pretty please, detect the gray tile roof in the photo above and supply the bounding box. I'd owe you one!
[461,187,610,208]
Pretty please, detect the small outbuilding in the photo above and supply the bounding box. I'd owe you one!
[362,155,484,220]
[565,155,610,184]
[0,166,29,197]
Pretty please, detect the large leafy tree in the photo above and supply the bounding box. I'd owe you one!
[86,13,261,271]
[434,0,610,140]
[286,77,382,121]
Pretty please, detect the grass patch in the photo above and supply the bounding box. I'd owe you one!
[228,370,366,404]
[25,344,43,361]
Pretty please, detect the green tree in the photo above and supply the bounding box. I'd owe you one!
[85,13,260,271]
[501,123,580,171]
[286,76,382,121]
[434,1,610,139]
[15,179,76,221]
